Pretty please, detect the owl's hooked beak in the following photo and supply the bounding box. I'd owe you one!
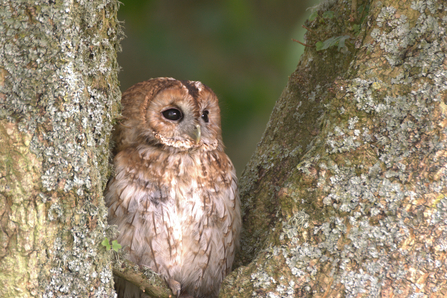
[191,124,201,144]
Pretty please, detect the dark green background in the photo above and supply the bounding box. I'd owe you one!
[118,0,315,174]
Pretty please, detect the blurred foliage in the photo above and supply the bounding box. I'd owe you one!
[118,0,316,174]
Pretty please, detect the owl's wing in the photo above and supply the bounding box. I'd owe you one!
[176,155,241,298]
[222,164,241,274]
[105,150,179,280]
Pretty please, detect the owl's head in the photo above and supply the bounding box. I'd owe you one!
[115,77,223,152]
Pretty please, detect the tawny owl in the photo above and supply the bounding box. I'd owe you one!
[105,77,241,298]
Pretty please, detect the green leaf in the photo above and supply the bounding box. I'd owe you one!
[308,11,318,21]
[315,41,324,51]
[336,35,350,51]
[322,11,335,19]
[101,238,111,251]
[112,240,122,252]
[316,35,350,51]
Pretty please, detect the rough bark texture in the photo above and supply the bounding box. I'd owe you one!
[222,0,447,297]
[0,1,122,297]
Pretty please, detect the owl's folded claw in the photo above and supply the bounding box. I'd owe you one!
[167,278,181,297]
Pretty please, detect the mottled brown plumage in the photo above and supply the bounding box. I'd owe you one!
[105,77,241,298]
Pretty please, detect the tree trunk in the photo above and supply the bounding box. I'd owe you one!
[0,1,122,297]
[221,0,447,297]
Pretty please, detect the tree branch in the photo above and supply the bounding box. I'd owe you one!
[111,255,172,298]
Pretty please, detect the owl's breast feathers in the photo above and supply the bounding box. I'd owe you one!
[105,145,241,297]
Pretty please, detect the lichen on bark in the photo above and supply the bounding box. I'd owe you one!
[222,0,447,297]
[0,0,122,297]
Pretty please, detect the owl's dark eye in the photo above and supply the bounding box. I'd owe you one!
[162,108,183,121]
[201,110,209,123]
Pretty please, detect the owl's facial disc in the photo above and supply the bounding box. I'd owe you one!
[142,84,220,150]
[150,102,201,149]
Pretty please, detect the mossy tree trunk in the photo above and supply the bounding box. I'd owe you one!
[221,0,447,297]
[0,1,122,297]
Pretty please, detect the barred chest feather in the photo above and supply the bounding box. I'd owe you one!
[106,145,240,298]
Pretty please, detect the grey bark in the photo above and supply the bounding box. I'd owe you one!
[221,0,447,297]
[0,1,122,297]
